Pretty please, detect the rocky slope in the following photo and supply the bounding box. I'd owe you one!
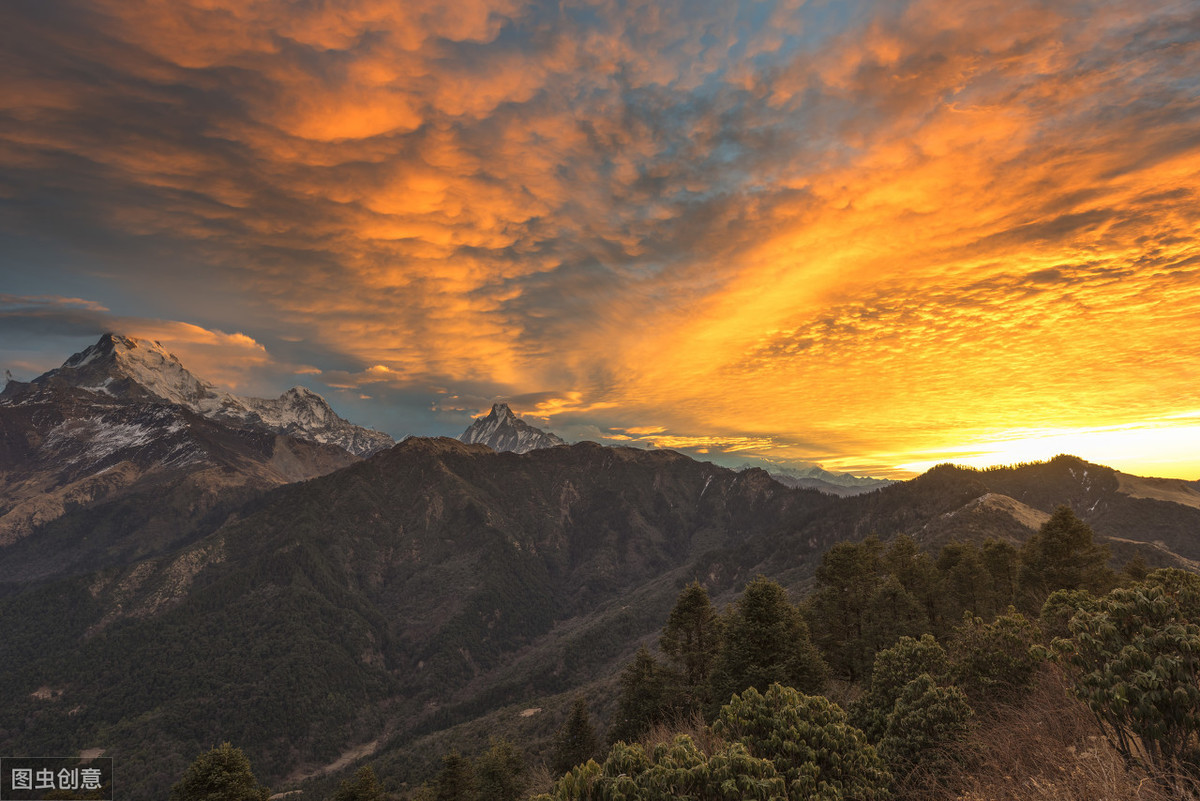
[0,335,388,584]
[21,333,394,456]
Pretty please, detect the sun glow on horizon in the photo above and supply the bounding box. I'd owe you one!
[893,417,1200,480]
[1,0,1198,476]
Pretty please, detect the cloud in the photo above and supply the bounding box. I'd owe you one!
[0,294,303,394]
[1,0,1198,475]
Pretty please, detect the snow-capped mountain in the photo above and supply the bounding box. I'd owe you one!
[23,334,393,456]
[458,403,566,453]
[746,464,895,497]
[0,334,375,583]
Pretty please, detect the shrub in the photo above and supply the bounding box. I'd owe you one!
[877,674,973,779]
[949,609,1045,706]
[851,634,951,742]
[1054,581,1200,790]
[713,683,891,801]
[169,743,270,801]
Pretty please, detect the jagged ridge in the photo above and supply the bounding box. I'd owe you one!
[458,403,566,453]
[17,334,394,457]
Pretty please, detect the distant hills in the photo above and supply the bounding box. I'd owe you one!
[758,464,895,497]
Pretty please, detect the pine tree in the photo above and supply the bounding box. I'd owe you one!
[980,539,1018,612]
[169,743,270,801]
[1017,505,1113,610]
[474,739,525,801]
[658,581,723,712]
[885,535,940,627]
[808,537,884,680]
[936,541,992,626]
[862,574,928,659]
[433,751,474,801]
[331,766,387,801]
[710,577,828,710]
[551,698,600,776]
[608,645,667,744]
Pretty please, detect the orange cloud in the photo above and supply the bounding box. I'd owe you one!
[2,0,1198,476]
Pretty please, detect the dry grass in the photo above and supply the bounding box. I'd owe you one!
[907,665,1172,801]
[523,762,558,798]
[637,710,726,755]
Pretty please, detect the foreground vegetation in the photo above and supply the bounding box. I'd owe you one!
[169,506,1200,800]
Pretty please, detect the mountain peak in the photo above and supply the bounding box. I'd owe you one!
[459,402,566,454]
[24,333,393,457]
[47,333,212,406]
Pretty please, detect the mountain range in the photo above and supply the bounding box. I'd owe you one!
[3,337,1200,799]
[757,464,895,497]
[0,334,390,584]
[16,334,394,456]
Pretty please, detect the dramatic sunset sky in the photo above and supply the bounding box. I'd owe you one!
[2,0,1199,478]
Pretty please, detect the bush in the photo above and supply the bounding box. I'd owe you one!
[534,736,783,800]
[713,683,891,801]
[1054,580,1200,790]
[949,609,1044,706]
[852,634,951,742]
[877,674,973,779]
[169,743,270,801]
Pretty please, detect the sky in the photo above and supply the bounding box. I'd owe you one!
[2,0,1199,479]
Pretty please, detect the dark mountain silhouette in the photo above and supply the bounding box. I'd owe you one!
[3,438,1198,799]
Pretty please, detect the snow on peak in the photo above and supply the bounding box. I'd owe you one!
[50,333,215,407]
[35,334,393,457]
[459,403,566,454]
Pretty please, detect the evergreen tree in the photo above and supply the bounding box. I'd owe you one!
[1121,553,1150,582]
[710,577,828,710]
[807,539,884,681]
[551,698,600,776]
[609,645,668,744]
[659,581,723,712]
[433,751,474,801]
[936,542,992,626]
[713,683,892,801]
[862,575,929,659]
[980,539,1018,612]
[1017,505,1113,610]
[884,535,940,627]
[1055,578,1200,791]
[331,766,387,801]
[169,743,270,801]
[474,739,525,801]
[851,633,951,743]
